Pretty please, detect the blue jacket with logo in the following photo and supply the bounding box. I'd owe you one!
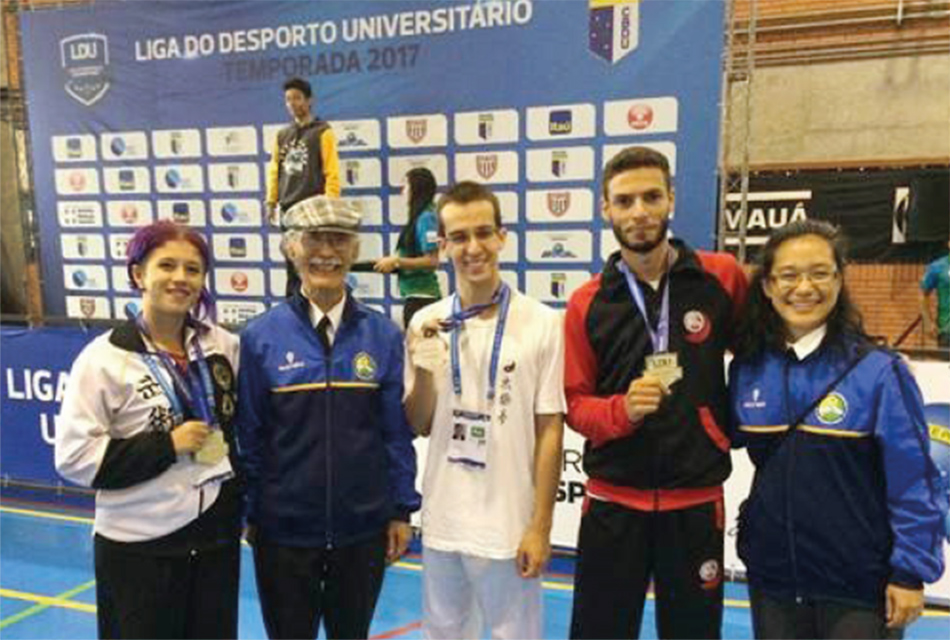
[729,337,947,606]
[237,292,420,547]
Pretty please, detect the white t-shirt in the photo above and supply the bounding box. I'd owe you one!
[406,290,566,559]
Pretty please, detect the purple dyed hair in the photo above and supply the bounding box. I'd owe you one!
[125,220,215,321]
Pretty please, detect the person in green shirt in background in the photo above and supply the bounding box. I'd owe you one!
[920,239,950,349]
[376,167,442,329]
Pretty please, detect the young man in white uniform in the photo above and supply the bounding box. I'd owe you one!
[404,181,565,639]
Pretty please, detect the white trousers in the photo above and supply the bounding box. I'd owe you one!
[422,546,543,640]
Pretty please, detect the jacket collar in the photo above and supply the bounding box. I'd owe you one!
[289,286,363,328]
[603,238,700,293]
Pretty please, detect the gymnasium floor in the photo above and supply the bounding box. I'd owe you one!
[1,500,947,639]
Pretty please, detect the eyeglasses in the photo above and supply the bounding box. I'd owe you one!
[770,268,838,289]
[443,226,500,247]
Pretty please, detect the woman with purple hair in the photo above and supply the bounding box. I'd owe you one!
[55,220,242,639]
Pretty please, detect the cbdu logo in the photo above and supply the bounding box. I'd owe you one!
[60,33,111,106]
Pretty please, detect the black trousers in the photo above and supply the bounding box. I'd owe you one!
[570,499,724,639]
[252,530,388,639]
[94,536,240,639]
[402,296,439,330]
[749,587,903,640]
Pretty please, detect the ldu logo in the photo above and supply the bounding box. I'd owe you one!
[61,33,111,106]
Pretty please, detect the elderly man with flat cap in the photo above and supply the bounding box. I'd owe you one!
[237,196,420,640]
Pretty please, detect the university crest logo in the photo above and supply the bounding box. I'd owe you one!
[61,33,111,106]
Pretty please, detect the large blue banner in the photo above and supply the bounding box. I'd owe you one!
[0,325,103,487]
[20,0,725,322]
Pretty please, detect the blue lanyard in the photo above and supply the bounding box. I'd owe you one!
[617,260,670,353]
[443,283,511,402]
[136,315,218,428]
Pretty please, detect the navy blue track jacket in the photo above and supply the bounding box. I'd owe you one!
[729,336,947,606]
[237,291,420,547]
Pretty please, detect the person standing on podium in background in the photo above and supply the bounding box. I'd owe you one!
[920,239,950,349]
[375,167,442,329]
[238,196,420,640]
[265,76,341,297]
[565,146,748,639]
[56,220,242,639]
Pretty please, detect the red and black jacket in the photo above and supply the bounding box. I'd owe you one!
[565,240,747,510]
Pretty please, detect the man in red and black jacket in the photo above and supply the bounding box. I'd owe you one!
[565,146,747,639]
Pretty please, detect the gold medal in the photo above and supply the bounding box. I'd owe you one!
[195,430,228,465]
[644,352,683,388]
[220,392,235,420]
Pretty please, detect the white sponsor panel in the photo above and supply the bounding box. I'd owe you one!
[388,195,408,225]
[387,114,448,149]
[63,264,108,291]
[525,269,592,303]
[603,141,677,175]
[113,297,142,320]
[267,234,285,262]
[496,191,519,224]
[61,234,106,260]
[108,234,133,260]
[66,295,110,320]
[218,300,267,325]
[155,164,204,193]
[206,126,258,156]
[344,196,383,226]
[213,199,263,228]
[214,268,265,297]
[57,201,103,227]
[387,154,448,187]
[213,234,264,262]
[111,265,133,293]
[341,157,383,189]
[156,200,207,227]
[52,134,97,163]
[499,269,519,292]
[526,188,595,223]
[332,119,382,152]
[455,151,519,184]
[152,129,202,159]
[346,273,385,299]
[103,166,151,194]
[499,232,518,264]
[604,96,679,136]
[101,132,149,161]
[208,162,260,192]
[600,228,620,260]
[454,109,519,146]
[526,103,596,141]
[210,198,263,227]
[269,268,287,297]
[358,232,384,260]
[526,147,595,182]
[106,200,153,227]
[55,168,100,195]
[261,124,284,155]
[526,230,593,263]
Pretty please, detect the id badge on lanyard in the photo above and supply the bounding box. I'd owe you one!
[445,284,511,469]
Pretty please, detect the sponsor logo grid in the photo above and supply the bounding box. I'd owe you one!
[52,98,679,320]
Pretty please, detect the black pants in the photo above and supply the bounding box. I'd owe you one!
[252,530,388,639]
[570,499,724,639]
[94,536,240,639]
[402,296,439,330]
[750,587,903,639]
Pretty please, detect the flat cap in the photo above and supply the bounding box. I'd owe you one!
[283,195,361,234]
